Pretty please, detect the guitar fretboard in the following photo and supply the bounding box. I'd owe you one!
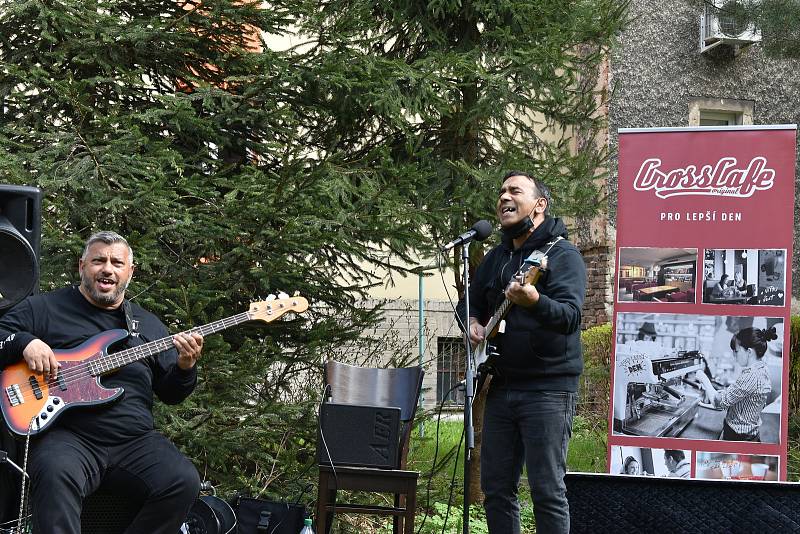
[87,311,252,376]
[485,300,511,335]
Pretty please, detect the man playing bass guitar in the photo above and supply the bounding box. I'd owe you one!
[0,231,203,534]
[457,172,586,534]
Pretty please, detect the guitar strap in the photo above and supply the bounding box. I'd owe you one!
[122,300,141,338]
[539,236,563,262]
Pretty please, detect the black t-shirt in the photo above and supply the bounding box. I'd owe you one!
[0,286,196,444]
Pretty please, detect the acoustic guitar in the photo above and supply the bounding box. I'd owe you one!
[1,295,308,436]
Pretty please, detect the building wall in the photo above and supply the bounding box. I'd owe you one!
[607,0,800,313]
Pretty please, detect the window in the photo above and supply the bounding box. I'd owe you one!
[436,336,465,405]
[688,98,754,126]
[699,110,741,126]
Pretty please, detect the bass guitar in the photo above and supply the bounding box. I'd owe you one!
[472,250,548,373]
[1,294,308,436]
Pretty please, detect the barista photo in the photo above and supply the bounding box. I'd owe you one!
[617,247,697,303]
[613,313,783,443]
[610,446,693,478]
[702,248,786,306]
[695,452,778,481]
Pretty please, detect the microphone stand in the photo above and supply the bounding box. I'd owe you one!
[460,242,474,534]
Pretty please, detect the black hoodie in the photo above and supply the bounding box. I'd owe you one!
[457,217,586,392]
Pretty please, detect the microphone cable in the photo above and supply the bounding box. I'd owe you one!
[415,380,467,534]
[316,383,338,528]
[440,420,465,534]
[433,248,482,533]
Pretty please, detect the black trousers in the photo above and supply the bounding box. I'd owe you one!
[28,428,200,534]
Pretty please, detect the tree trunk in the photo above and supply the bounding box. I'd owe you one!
[468,376,490,505]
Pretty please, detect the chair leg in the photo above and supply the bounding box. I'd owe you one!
[316,471,336,534]
[393,494,402,534]
[404,488,416,534]
[325,489,337,534]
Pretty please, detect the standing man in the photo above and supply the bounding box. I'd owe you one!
[458,171,586,534]
[0,231,203,534]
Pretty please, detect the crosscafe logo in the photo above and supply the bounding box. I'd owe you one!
[633,157,775,198]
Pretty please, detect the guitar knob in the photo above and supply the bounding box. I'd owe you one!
[47,405,54,412]
[40,413,47,420]
[52,398,60,405]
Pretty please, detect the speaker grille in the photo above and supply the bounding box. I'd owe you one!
[0,224,38,313]
[81,491,142,534]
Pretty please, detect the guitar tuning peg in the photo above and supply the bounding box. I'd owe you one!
[266,294,276,301]
[277,291,289,299]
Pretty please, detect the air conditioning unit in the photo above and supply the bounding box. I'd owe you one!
[700,0,762,54]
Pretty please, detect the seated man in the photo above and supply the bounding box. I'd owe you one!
[711,274,730,299]
[0,231,203,534]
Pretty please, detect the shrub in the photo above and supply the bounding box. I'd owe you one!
[579,323,613,421]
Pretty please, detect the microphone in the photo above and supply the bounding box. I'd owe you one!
[441,220,493,251]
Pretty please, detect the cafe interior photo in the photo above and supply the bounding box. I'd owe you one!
[617,248,697,303]
[702,248,786,306]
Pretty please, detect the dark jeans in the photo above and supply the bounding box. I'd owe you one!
[28,428,200,534]
[481,388,576,534]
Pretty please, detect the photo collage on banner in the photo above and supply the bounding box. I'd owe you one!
[609,125,796,481]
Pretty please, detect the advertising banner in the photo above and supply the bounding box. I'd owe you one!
[609,125,796,481]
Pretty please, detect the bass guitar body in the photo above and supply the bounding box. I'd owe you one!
[1,329,127,436]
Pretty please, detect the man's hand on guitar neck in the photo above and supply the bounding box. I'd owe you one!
[505,281,540,308]
[468,318,486,347]
[173,332,204,370]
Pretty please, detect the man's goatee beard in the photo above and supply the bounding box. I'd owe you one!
[80,273,129,306]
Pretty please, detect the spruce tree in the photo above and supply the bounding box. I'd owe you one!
[741,0,800,57]
[0,0,629,507]
[0,0,431,499]
[292,0,629,501]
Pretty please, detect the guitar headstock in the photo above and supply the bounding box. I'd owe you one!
[248,294,309,323]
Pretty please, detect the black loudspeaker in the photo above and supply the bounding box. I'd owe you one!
[0,184,42,316]
[566,472,800,533]
[317,403,401,469]
[80,490,144,534]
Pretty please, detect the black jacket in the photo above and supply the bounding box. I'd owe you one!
[0,285,196,443]
[458,217,586,392]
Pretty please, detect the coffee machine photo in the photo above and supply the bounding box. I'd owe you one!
[613,341,705,437]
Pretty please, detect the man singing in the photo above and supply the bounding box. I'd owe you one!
[458,171,586,534]
[0,231,203,534]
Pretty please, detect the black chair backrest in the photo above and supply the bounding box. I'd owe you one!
[323,361,424,468]
[324,361,424,422]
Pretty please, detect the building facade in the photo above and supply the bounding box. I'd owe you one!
[605,0,800,314]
